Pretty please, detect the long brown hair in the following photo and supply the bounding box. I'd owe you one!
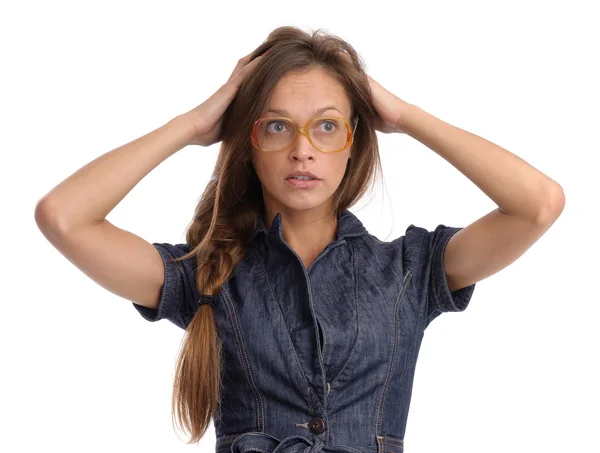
[169,25,382,444]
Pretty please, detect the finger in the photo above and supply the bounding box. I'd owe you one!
[227,51,261,82]
[210,56,263,108]
[235,52,254,71]
[227,53,266,85]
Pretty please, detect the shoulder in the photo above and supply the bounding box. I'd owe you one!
[358,223,463,274]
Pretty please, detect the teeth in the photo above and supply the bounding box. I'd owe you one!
[292,175,313,180]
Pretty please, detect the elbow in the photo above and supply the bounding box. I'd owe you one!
[535,183,565,227]
[34,197,64,234]
[34,197,52,231]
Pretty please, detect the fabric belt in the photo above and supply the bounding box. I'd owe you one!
[222,431,403,453]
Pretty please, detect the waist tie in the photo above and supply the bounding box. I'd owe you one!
[228,431,379,453]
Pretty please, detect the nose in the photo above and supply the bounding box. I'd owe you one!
[289,131,317,161]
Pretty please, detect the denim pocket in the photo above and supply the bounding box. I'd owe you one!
[215,432,244,453]
[376,434,404,453]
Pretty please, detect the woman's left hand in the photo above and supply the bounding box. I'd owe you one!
[367,74,411,134]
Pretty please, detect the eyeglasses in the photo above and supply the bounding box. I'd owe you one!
[251,115,359,153]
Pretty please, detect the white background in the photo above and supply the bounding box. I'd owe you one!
[2,1,597,452]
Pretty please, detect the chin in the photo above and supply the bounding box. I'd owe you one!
[283,192,334,211]
[281,198,319,210]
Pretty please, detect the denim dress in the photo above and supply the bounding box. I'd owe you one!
[132,209,476,453]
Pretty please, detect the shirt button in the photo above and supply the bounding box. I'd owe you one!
[308,416,326,434]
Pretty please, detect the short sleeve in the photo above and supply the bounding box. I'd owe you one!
[405,224,476,330]
[131,242,201,330]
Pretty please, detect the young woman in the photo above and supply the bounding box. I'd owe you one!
[35,26,564,452]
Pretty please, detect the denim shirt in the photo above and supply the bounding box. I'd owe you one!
[132,209,476,453]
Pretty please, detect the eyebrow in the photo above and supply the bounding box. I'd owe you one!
[267,106,344,117]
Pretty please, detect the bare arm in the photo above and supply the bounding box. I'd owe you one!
[34,115,196,309]
[34,51,267,310]
[35,115,195,232]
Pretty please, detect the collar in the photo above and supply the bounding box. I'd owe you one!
[250,208,368,243]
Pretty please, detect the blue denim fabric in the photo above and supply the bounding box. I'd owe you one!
[132,209,476,453]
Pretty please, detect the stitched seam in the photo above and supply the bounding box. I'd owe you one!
[327,239,361,394]
[257,254,319,414]
[376,270,413,435]
[307,239,346,273]
[331,445,364,453]
[279,237,332,442]
[320,318,326,365]
[221,285,265,432]
[306,239,347,410]
[433,230,444,311]
[433,227,454,312]
[376,435,404,453]
[435,227,462,312]
[395,280,422,418]
[153,245,174,321]
[313,242,346,378]
[415,229,435,325]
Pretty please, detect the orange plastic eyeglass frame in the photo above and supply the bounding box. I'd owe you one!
[251,115,360,153]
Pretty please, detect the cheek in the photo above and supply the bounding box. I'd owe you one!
[252,153,267,178]
[253,154,280,184]
[328,157,350,180]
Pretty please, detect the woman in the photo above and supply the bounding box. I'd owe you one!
[35,26,564,452]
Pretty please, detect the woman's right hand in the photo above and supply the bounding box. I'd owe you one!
[182,50,268,147]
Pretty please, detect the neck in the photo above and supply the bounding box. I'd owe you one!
[263,203,339,262]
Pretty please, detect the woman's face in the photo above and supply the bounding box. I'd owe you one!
[251,67,353,214]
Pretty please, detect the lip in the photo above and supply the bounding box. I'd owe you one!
[285,171,320,180]
[286,178,321,189]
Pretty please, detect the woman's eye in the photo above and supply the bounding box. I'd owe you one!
[318,121,337,132]
[266,121,289,133]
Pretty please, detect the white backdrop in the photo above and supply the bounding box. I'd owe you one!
[2,1,597,452]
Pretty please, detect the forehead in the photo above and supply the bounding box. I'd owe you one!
[266,67,351,119]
